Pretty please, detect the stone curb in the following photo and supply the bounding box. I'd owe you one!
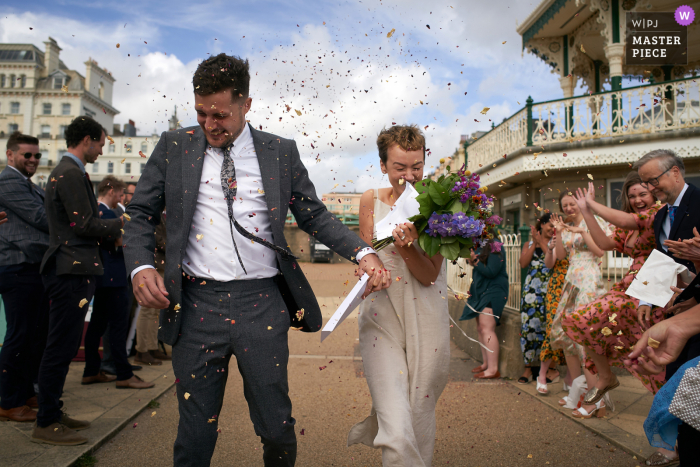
[20,366,176,467]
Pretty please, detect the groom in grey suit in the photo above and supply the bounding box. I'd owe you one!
[123,53,390,466]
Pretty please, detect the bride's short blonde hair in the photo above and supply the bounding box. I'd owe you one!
[376,124,426,164]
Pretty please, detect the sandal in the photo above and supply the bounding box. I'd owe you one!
[645,449,679,466]
[572,399,606,419]
[583,374,620,405]
[536,380,549,395]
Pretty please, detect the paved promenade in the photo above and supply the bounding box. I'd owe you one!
[1,264,654,466]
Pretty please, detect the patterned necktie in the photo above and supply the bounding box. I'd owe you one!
[669,205,678,227]
[219,144,296,275]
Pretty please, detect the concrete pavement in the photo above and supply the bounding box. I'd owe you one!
[1,264,653,466]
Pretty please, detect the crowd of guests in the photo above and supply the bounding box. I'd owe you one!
[0,121,167,446]
[508,150,700,466]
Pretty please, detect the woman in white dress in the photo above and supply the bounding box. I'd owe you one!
[347,125,450,467]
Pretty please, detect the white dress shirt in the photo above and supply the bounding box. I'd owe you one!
[182,124,279,281]
[639,183,689,308]
[658,183,689,250]
[131,124,375,281]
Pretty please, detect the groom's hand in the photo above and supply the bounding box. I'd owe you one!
[358,253,391,298]
[133,268,170,309]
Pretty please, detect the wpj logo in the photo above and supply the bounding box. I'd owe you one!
[625,7,692,66]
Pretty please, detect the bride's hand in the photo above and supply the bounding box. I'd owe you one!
[392,223,418,248]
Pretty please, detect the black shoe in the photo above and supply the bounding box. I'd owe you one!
[131,364,142,371]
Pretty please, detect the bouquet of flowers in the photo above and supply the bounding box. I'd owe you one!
[372,164,502,260]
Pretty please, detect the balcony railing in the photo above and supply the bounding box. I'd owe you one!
[466,76,700,173]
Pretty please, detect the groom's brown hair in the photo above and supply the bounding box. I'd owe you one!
[376,124,426,164]
[192,53,250,101]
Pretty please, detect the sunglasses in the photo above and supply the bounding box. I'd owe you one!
[20,152,42,160]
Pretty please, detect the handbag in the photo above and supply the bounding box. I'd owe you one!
[669,358,700,431]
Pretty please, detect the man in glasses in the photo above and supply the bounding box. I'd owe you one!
[633,149,700,460]
[0,132,50,422]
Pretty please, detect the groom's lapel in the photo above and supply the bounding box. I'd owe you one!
[251,125,281,227]
[182,127,207,229]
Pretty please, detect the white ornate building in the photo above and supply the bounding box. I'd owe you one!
[0,37,164,188]
[439,0,700,233]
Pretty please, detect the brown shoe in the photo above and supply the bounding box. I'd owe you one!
[32,423,87,446]
[0,405,37,422]
[150,349,171,361]
[26,396,38,408]
[81,371,117,385]
[116,374,155,389]
[60,412,91,431]
[134,351,162,365]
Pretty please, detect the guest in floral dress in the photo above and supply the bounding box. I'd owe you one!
[562,178,679,463]
[518,214,554,384]
[537,245,568,390]
[549,192,611,406]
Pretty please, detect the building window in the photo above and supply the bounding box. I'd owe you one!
[125,142,132,153]
[108,143,115,153]
[8,123,18,133]
[107,161,114,174]
[0,75,5,87]
[59,125,66,138]
[141,142,148,153]
[140,163,146,174]
[125,162,131,174]
[93,162,99,174]
[9,74,15,88]
[10,102,19,114]
[53,76,63,89]
[40,125,50,137]
[61,103,70,115]
[43,103,52,115]
[99,82,104,100]
[20,75,26,88]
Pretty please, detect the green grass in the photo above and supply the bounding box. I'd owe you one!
[146,399,160,409]
[74,453,97,467]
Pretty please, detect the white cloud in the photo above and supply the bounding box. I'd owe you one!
[0,2,561,194]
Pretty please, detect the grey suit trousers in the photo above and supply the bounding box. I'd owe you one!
[173,276,296,467]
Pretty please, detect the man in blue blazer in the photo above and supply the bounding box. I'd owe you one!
[634,150,700,458]
[81,176,154,391]
[0,132,49,423]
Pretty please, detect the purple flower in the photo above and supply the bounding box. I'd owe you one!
[427,213,454,237]
[486,214,502,225]
[490,241,503,253]
[460,216,484,238]
[426,213,443,237]
[436,214,453,236]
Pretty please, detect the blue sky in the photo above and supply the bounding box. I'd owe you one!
[2,0,566,193]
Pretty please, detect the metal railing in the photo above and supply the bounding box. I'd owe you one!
[466,77,700,173]
[447,233,522,311]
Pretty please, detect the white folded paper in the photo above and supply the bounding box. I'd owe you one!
[321,273,369,342]
[374,182,421,241]
[625,249,688,307]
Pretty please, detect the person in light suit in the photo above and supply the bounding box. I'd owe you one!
[124,53,391,466]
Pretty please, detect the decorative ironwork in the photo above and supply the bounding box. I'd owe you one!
[466,77,700,174]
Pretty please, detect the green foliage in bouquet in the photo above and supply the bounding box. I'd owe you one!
[373,166,502,260]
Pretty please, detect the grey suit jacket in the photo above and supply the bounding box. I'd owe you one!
[0,166,50,266]
[123,124,368,345]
